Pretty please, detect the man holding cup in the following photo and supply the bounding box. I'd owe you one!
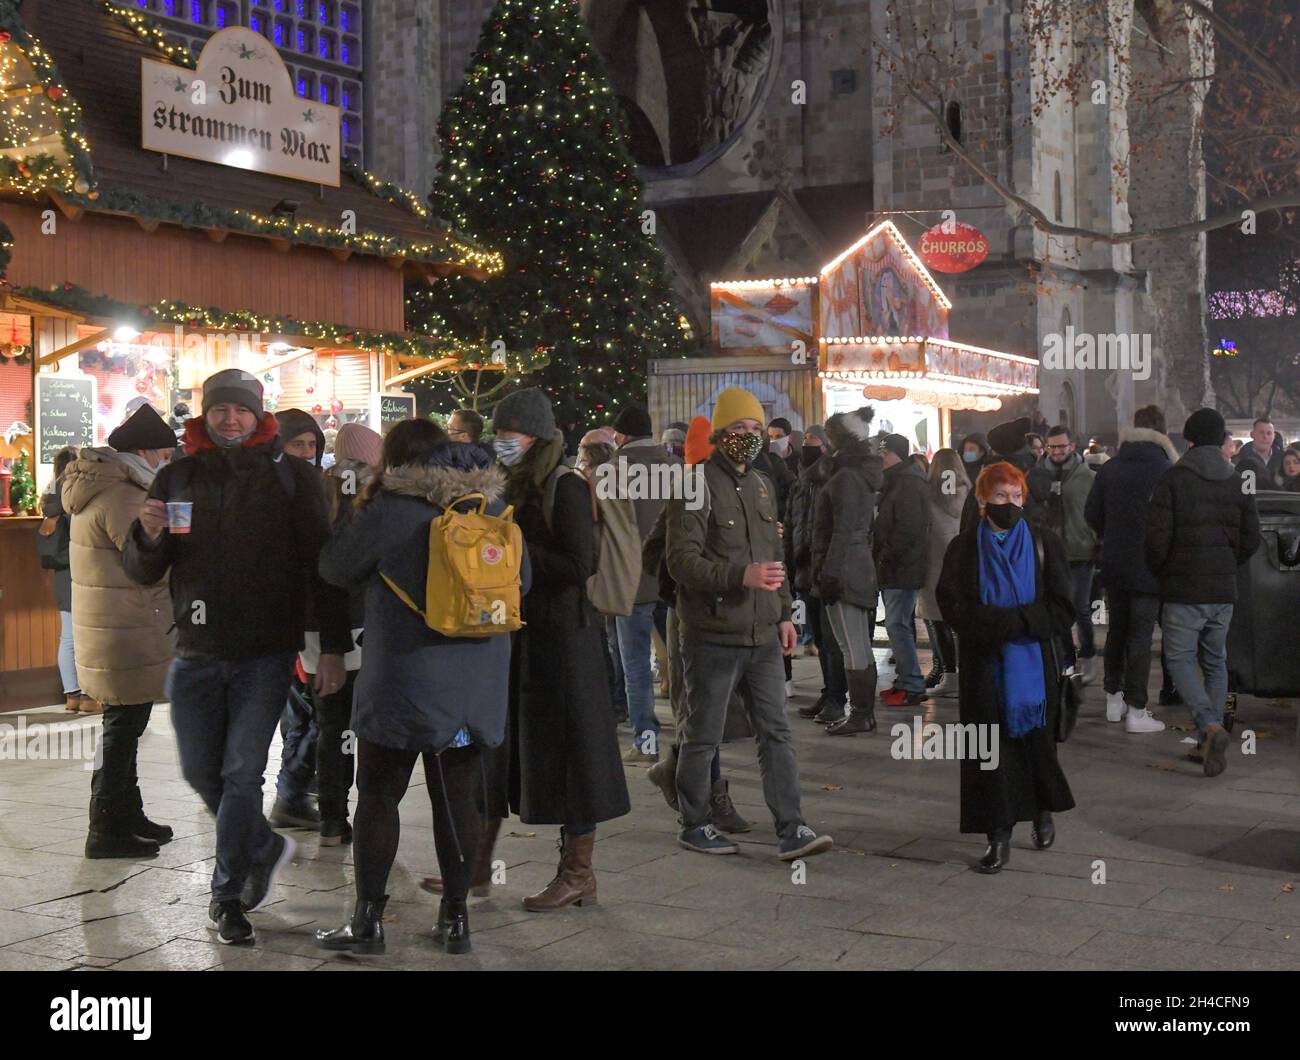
[123,369,343,946]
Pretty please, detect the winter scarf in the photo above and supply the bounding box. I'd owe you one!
[977,518,1046,737]
[181,412,280,456]
[503,428,566,509]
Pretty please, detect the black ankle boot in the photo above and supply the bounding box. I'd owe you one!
[975,830,1011,874]
[827,666,878,736]
[434,898,471,954]
[315,896,387,953]
[85,797,160,860]
[128,787,173,845]
[1031,812,1055,849]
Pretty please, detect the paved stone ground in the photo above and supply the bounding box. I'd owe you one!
[1,646,1298,972]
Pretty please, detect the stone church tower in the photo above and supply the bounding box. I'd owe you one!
[364,0,1210,437]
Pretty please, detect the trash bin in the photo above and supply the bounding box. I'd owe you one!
[1226,490,1300,698]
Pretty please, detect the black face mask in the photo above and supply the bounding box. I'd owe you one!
[800,445,822,468]
[985,502,1024,530]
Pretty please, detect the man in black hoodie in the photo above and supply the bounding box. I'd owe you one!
[1145,408,1260,778]
[875,433,930,707]
[124,371,348,945]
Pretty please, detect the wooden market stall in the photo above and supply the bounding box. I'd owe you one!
[0,2,500,710]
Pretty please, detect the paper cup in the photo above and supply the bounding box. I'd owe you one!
[166,501,193,535]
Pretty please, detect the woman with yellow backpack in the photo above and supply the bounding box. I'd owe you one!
[315,418,530,956]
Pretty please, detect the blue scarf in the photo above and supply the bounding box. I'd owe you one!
[977,519,1046,737]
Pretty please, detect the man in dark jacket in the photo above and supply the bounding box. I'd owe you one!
[268,409,351,831]
[875,433,930,706]
[1144,408,1261,778]
[123,369,346,945]
[768,417,801,480]
[1028,425,1098,680]
[667,386,832,861]
[609,404,682,764]
[1233,416,1282,489]
[1085,405,1179,733]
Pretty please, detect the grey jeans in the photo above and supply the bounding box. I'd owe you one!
[678,633,804,839]
[1161,602,1233,737]
[824,600,874,671]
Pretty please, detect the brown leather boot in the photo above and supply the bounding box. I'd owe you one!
[419,816,502,897]
[65,693,82,713]
[78,696,102,715]
[522,828,597,912]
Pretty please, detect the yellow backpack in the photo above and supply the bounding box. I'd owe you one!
[382,492,524,637]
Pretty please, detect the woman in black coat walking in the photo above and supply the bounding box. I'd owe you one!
[488,387,630,912]
[811,407,885,735]
[936,461,1076,874]
[314,419,529,955]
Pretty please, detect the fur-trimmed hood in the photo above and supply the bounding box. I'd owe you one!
[380,462,506,509]
[1118,426,1180,464]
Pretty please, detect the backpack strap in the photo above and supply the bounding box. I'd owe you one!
[542,464,572,533]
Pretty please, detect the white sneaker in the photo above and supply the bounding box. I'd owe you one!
[1105,691,1127,722]
[785,680,794,698]
[1125,707,1166,734]
[1078,657,1096,685]
[932,672,959,697]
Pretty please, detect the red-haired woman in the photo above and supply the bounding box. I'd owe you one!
[936,462,1076,874]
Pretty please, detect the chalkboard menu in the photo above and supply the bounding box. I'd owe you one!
[37,375,96,464]
[377,392,415,434]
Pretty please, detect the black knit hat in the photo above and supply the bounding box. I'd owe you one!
[824,406,875,451]
[1183,408,1226,448]
[492,387,556,439]
[882,433,911,461]
[612,405,653,438]
[276,408,326,468]
[107,404,177,452]
[988,416,1032,456]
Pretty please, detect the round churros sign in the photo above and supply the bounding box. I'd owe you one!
[918,222,990,273]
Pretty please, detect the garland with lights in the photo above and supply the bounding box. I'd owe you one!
[0,2,97,196]
[99,1,483,259]
[15,282,511,365]
[410,0,689,425]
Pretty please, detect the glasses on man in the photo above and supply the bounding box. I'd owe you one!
[1046,443,1071,451]
[448,428,470,441]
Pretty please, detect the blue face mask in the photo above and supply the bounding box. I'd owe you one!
[496,438,526,467]
[963,451,980,463]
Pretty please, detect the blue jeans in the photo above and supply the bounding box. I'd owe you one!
[882,589,924,693]
[58,611,78,694]
[167,652,296,902]
[1161,602,1233,737]
[275,679,318,805]
[616,601,661,750]
[604,616,627,711]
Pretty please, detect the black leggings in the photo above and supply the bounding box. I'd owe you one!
[353,739,482,902]
[931,620,957,673]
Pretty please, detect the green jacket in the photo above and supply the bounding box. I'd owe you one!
[1029,454,1097,562]
[666,449,792,647]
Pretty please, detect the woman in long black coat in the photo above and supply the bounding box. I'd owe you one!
[936,461,1075,874]
[487,387,630,913]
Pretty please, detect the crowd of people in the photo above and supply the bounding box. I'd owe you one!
[36,366,1280,953]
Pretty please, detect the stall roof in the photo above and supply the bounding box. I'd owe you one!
[7,0,499,277]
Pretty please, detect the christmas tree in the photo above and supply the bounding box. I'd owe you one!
[409,0,688,425]
[9,451,35,513]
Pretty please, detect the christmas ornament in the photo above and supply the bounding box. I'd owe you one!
[330,398,343,414]
[312,403,323,414]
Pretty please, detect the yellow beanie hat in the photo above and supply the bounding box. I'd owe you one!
[711,386,765,431]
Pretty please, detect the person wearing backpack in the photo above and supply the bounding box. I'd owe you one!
[40,446,87,713]
[122,369,342,946]
[608,405,681,765]
[487,387,631,912]
[314,419,528,955]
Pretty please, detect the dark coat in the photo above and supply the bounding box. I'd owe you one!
[874,457,930,590]
[811,443,883,607]
[498,456,630,826]
[642,504,675,607]
[41,480,72,612]
[1145,445,1262,604]
[318,449,529,754]
[122,413,343,661]
[1083,427,1178,595]
[936,522,1076,834]
[1233,444,1282,490]
[753,448,792,520]
[785,452,831,594]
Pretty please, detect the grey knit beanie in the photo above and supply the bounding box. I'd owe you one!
[202,368,263,417]
[492,387,556,438]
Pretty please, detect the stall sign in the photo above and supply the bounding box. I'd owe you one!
[142,26,341,186]
[918,223,989,273]
[36,375,95,464]
[375,392,416,434]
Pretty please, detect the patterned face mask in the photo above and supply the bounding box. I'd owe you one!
[720,430,764,466]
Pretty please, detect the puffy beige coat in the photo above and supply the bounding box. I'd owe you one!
[62,449,175,705]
